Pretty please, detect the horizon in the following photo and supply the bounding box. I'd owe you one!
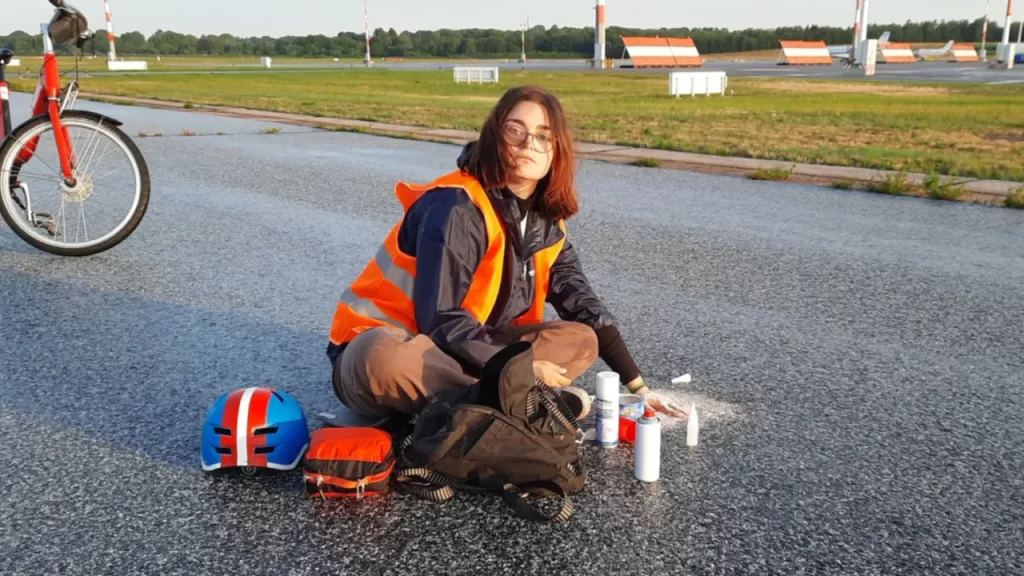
[1,0,998,38]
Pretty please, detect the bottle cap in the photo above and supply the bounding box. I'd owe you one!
[643,407,655,419]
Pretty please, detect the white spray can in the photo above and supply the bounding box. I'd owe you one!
[595,371,620,447]
[634,407,661,482]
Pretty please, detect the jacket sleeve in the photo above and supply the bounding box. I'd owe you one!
[547,239,618,330]
[409,188,506,375]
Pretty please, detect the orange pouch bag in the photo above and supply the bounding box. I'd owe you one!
[303,427,395,498]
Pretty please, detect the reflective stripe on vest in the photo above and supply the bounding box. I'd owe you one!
[329,170,566,346]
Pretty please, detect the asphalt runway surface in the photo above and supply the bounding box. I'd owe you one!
[73,57,1024,84]
[2,93,1024,575]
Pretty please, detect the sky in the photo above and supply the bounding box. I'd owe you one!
[2,0,1004,37]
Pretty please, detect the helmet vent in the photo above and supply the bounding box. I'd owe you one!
[253,446,276,454]
[215,446,232,455]
[213,427,232,436]
[253,426,278,436]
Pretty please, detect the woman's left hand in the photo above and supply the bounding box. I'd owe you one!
[633,382,687,419]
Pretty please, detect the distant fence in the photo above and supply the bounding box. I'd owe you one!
[453,66,499,84]
[669,71,727,97]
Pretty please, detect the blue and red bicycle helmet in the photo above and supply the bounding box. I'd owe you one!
[201,387,309,473]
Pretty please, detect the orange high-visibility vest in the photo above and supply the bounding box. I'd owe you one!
[328,170,567,347]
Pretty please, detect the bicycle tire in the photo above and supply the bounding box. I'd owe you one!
[0,111,151,257]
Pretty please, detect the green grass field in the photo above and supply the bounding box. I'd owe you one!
[11,68,1024,181]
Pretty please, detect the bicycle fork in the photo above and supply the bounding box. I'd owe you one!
[16,53,78,187]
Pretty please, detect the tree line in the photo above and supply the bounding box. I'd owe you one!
[2,20,1019,59]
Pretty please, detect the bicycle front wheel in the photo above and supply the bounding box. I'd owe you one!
[0,111,150,256]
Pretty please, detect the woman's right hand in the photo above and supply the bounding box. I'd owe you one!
[533,360,571,387]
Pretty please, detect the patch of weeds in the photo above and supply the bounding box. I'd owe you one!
[630,158,660,168]
[832,180,855,190]
[137,132,148,138]
[183,102,194,109]
[153,132,164,137]
[1005,186,1024,209]
[181,129,197,136]
[261,127,283,134]
[750,166,794,181]
[216,131,228,136]
[867,172,913,195]
[923,173,967,201]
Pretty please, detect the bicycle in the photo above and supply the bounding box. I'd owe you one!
[0,0,150,257]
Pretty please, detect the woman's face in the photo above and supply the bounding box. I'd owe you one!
[502,101,554,187]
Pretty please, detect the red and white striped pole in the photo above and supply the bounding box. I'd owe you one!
[1001,0,1014,61]
[103,0,117,61]
[363,0,372,66]
[852,0,863,62]
[982,0,991,60]
[594,0,606,69]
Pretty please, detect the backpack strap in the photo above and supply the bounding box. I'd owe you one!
[501,481,574,523]
[392,467,459,502]
[393,435,575,522]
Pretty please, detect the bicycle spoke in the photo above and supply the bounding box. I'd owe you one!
[78,126,103,176]
[81,129,113,177]
[31,154,65,181]
[16,170,66,182]
[70,123,90,166]
[90,165,128,184]
[54,198,67,241]
[75,200,89,243]
[83,144,119,177]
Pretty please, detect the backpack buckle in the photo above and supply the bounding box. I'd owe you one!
[356,478,367,499]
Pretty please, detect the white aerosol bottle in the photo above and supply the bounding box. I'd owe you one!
[634,407,661,482]
[595,371,620,448]
[687,403,699,447]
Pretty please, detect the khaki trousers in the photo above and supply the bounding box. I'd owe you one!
[332,321,598,418]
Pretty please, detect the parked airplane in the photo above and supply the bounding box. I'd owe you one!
[827,31,891,61]
[913,40,955,60]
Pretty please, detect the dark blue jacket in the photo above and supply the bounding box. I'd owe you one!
[328,143,616,375]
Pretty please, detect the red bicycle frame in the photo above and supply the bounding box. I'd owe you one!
[19,33,77,182]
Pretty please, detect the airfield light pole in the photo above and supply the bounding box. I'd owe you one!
[982,0,991,61]
[1002,0,1014,48]
[852,0,863,62]
[594,0,606,69]
[363,0,372,66]
[103,0,117,61]
[520,16,528,63]
[859,0,870,46]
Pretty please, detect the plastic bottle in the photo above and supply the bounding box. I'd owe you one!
[687,403,699,447]
[634,407,661,482]
[595,371,620,447]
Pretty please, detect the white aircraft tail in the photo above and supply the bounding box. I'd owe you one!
[878,31,891,45]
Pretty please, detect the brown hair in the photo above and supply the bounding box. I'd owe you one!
[460,85,579,221]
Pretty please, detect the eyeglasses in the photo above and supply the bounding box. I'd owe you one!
[502,122,554,153]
